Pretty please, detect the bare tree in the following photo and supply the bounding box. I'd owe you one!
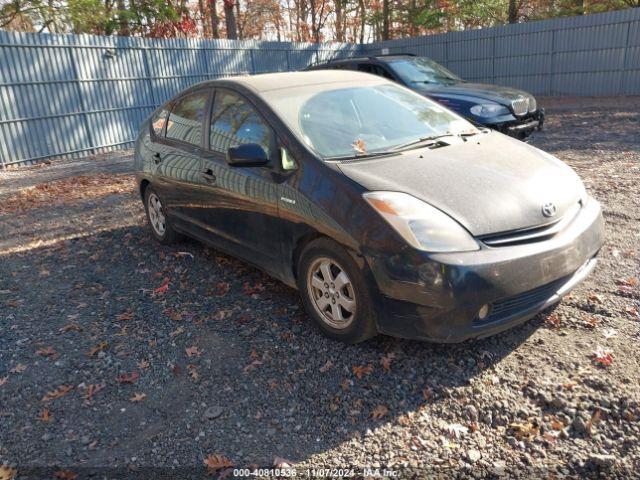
[209,0,219,37]
[223,0,237,38]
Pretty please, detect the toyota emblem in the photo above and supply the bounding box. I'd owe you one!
[541,202,557,218]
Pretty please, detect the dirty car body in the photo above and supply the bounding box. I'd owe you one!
[306,54,545,140]
[134,71,603,343]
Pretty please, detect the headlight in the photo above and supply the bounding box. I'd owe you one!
[363,191,479,252]
[470,104,509,117]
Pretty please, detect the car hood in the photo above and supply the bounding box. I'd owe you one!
[338,132,583,237]
[414,81,532,106]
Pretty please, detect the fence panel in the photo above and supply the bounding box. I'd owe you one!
[364,8,640,97]
[1,8,640,167]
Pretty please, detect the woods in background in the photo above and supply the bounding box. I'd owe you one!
[1,0,638,42]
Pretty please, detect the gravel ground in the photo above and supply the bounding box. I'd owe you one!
[1,98,639,479]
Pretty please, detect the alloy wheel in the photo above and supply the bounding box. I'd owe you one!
[307,257,356,329]
[147,193,166,236]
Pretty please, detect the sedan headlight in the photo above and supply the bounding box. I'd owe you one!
[470,103,509,117]
[363,191,479,252]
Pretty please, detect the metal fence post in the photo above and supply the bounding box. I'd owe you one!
[619,20,632,96]
[249,48,256,74]
[68,45,96,156]
[141,45,156,108]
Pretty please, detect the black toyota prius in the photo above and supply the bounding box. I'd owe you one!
[135,70,603,344]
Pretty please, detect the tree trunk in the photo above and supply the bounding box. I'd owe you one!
[358,0,365,44]
[334,0,343,42]
[382,0,389,40]
[235,0,242,38]
[209,0,219,38]
[117,0,129,35]
[223,0,237,39]
[508,0,517,23]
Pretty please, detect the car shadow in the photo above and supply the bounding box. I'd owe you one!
[0,223,551,477]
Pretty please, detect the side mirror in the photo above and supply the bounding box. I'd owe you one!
[226,143,269,167]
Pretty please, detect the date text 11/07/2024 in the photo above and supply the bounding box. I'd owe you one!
[231,467,399,477]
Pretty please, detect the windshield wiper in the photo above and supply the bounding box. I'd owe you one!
[390,133,456,152]
[324,151,397,161]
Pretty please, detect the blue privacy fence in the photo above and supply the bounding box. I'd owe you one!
[365,7,640,97]
[0,33,358,167]
[1,7,639,167]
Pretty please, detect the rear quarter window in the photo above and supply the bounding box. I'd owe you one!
[151,108,169,135]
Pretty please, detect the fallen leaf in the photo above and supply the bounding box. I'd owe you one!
[36,346,58,358]
[340,378,351,392]
[174,251,194,259]
[204,454,235,471]
[42,385,73,402]
[243,359,263,374]
[130,393,147,402]
[380,352,396,372]
[371,404,389,419]
[0,466,17,480]
[508,422,539,440]
[445,423,469,438]
[351,138,366,154]
[53,470,78,480]
[0,376,8,387]
[586,409,602,435]
[154,279,170,294]
[84,383,105,403]
[60,323,83,333]
[273,456,295,468]
[319,360,333,373]
[545,313,562,328]
[185,346,202,357]
[40,408,52,422]
[115,311,134,321]
[187,364,199,381]
[593,346,614,366]
[624,305,639,317]
[352,364,374,379]
[169,326,185,338]
[137,359,150,370]
[87,342,109,357]
[116,371,139,384]
[9,363,26,374]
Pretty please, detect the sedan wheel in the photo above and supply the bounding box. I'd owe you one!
[143,186,179,244]
[298,238,377,343]
[307,257,356,329]
[147,193,166,236]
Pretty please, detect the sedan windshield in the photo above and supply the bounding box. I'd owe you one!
[389,58,462,85]
[265,83,476,159]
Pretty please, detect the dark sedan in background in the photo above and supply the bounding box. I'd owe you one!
[135,71,602,344]
[306,54,545,139]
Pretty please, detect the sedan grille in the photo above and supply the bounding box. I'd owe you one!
[474,274,572,326]
[511,97,529,116]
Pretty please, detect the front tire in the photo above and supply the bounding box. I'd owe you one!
[144,186,180,244]
[297,238,377,343]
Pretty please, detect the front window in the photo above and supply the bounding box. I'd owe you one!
[209,90,275,156]
[265,83,476,159]
[388,58,462,85]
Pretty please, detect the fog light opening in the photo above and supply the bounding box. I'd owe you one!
[478,304,492,320]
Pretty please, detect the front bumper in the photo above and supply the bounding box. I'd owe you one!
[489,108,545,138]
[366,199,604,342]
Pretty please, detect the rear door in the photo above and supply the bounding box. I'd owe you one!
[154,89,210,227]
[194,88,285,275]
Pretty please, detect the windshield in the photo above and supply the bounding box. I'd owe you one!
[265,83,476,159]
[389,58,462,85]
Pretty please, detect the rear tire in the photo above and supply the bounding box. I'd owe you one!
[144,186,180,245]
[297,238,377,343]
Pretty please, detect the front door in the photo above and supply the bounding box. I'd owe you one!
[194,88,284,276]
[154,89,210,228]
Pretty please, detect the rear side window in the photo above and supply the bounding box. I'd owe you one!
[358,63,393,80]
[151,108,168,135]
[165,91,208,146]
[209,90,275,156]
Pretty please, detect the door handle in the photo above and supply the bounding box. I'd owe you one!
[201,169,216,183]
[152,152,161,164]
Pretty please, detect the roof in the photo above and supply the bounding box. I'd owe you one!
[229,70,386,94]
